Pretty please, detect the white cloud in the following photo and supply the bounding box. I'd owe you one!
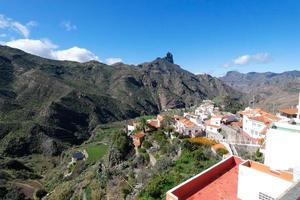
[233,55,251,65]
[225,53,271,67]
[6,39,99,62]
[54,46,99,62]
[6,39,57,58]
[0,14,34,38]
[61,21,77,31]
[105,57,123,65]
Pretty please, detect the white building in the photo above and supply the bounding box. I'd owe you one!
[205,115,222,134]
[277,92,300,120]
[183,112,202,126]
[194,100,218,121]
[238,160,294,200]
[240,108,279,141]
[174,116,204,137]
[264,119,300,172]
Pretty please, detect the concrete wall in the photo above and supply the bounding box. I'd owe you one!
[243,116,265,139]
[265,128,300,171]
[238,163,292,200]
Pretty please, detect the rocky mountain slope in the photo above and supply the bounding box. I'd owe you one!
[0,46,242,157]
[220,70,300,111]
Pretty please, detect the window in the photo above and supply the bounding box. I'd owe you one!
[259,192,275,200]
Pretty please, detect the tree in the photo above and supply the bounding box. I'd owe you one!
[162,115,174,137]
[138,117,148,132]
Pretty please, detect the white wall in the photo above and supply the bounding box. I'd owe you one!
[242,116,265,139]
[238,164,292,200]
[265,126,300,171]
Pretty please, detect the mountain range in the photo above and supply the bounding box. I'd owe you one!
[220,70,300,111]
[0,45,242,157]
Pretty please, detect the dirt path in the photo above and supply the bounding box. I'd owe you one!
[147,151,157,166]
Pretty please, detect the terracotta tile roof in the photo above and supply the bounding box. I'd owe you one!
[132,131,145,139]
[243,160,293,182]
[187,164,239,200]
[206,120,221,129]
[279,108,298,115]
[242,108,279,125]
[179,118,197,128]
[147,119,160,128]
[168,156,243,200]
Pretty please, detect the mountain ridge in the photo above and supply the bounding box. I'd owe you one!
[221,70,300,110]
[0,45,243,157]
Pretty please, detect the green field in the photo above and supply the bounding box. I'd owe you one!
[86,144,109,163]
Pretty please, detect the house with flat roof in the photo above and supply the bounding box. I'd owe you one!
[264,119,300,172]
[166,156,242,200]
[205,115,222,134]
[240,107,279,142]
[174,116,204,137]
[238,160,294,200]
[277,92,300,119]
[166,155,296,200]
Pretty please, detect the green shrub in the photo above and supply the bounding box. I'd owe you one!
[143,140,152,149]
[216,148,228,156]
[138,148,147,154]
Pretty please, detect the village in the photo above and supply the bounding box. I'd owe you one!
[121,93,300,200]
[61,93,300,200]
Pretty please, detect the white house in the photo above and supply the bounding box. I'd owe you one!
[277,92,300,120]
[205,115,222,134]
[264,119,300,173]
[194,100,218,121]
[174,116,204,137]
[240,108,279,141]
[238,160,294,200]
[183,112,202,126]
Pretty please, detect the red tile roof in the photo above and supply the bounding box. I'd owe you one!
[132,131,145,139]
[206,120,221,129]
[279,108,298,115]
[187,164,239,200]
[178,118,197,128]
[147,119,160,128]
[167,156,243,200]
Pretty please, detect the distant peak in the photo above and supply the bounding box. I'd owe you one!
[164,52,174,64]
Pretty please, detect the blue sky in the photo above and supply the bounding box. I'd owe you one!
[0,0,300,76]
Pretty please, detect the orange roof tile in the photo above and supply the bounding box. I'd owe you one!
[132,131,145,139]
[279,108,298,115]
[179,118,197,128]
[169,156,243,200]
[242,108,279,125]
[147,119,160,128]
[206,120,221,129]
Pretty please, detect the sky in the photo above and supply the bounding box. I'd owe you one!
[0,0,300,76]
